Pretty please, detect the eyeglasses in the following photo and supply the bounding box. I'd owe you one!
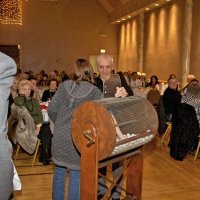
[98,65,111,69]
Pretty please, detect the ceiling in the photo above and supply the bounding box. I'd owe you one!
[97,0,175,23]
[97,0,132,13]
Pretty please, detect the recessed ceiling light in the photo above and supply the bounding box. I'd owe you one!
[127,15,131,18]
[145,8,150,11]
[122,18,126,21]
[155,3,159,6]
[166,0,171,1]
[117,20,121,23]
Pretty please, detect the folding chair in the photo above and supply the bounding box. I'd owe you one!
[14,139,41,167]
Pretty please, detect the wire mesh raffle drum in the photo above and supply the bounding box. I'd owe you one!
[71,96,158,161]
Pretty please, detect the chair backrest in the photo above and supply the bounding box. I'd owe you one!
[146,88,161,106]
[157,96,166,134]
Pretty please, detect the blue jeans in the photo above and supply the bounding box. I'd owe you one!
[52,165,80,200]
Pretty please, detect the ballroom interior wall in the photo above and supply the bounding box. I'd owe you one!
[117,0,200,81]
[143,0,183,81]
[118,17,139,73]
[190,0,200,80]
[0,0,118,73]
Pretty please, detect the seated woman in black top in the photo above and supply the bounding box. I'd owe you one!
[148,75,159,88]
[41,79,58,102]
[163,77,181,122]
[95,54,133,98]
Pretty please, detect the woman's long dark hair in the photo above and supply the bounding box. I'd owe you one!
[148,75,159,86]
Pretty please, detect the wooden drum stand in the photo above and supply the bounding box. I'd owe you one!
[71,97,158,200]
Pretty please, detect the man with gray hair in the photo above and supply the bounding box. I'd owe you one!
[0,52,17,199]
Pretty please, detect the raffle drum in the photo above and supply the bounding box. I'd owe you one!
[71,96,158,200]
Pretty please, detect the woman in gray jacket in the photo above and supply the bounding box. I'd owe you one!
[48,59,102,200]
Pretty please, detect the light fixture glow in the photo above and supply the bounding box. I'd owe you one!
[0,0,22,25]
[127,15,131,18]
[155,3,159,6]
[122,18,126,21]
[145,8,150,11]
[100,49,106,54]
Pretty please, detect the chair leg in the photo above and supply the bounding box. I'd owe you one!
[194,140,200,161]
[14,144,20,161]
[161,123,172,144]
[32,139,41,167]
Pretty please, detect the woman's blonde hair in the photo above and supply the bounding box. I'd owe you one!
[73,59,95,84]
[18,80,33,92]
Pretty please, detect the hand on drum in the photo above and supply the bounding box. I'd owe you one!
[115,87,128,98]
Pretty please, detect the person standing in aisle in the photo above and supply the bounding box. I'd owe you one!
[0,52,17,200]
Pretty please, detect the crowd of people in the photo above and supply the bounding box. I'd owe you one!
[1,51,200,199]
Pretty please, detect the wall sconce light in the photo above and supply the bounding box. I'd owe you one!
[100,49,106,53]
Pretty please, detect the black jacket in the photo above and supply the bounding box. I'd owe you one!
[170,103,199,160]
[163,87,181,115]
[95,72,133,97]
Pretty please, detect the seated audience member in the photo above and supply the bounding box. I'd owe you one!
[181,82,200,127]
[8,80,47,162]
[28,70,34,80]
[182,74,195,94]
[8,76,20,118]
[163,77,182,122]
[19,71,30,80]
[30,77,41,101]
[140,73,147,87]
[60,70,69,82]
[95,54,133,97]
[48,71,57,80]
[169,74,176,79]
[148,75,159,88]
[123,71,129,84]
[42,79,58,102]
[163,74,178,91]
[14,80,43,134]
[130,72,142,89]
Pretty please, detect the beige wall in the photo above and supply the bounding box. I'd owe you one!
[143,0,184,81]
[190,0,200,80]
[118,0,200,81]
[118,17,139,72]
[0,0,118,73]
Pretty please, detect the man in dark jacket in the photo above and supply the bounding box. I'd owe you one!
[95,54,133,200]
[163,77,181,122]
[95,54,133,98]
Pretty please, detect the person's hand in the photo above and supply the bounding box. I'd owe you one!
[35,127,40,136]
[115,87,128,98]
[35,124,42,135]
